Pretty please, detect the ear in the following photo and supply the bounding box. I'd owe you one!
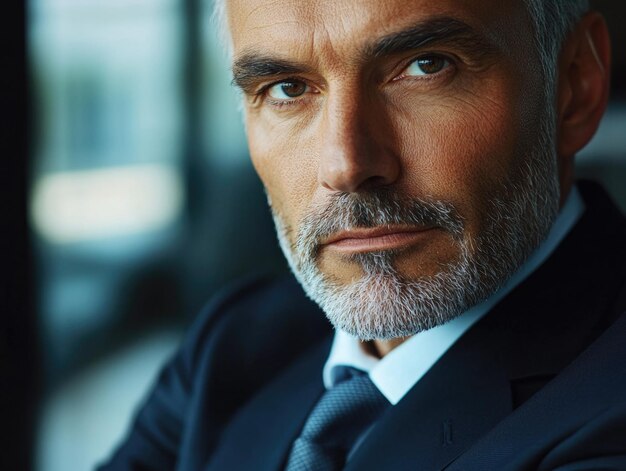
[556,12,611,159]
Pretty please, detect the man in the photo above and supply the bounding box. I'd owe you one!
[100,0,626,469]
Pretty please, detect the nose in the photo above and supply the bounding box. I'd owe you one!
[317,90,400,193]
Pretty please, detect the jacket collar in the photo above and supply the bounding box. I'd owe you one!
[345,323,513,470]
[445,310,626,470]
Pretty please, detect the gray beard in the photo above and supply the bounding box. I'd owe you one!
[270,128,560,340]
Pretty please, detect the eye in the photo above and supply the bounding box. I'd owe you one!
[403,55,451,77]
[266,80,310,100]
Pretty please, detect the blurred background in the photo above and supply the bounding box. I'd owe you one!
[21,0,287,469]
[4,0,625,470]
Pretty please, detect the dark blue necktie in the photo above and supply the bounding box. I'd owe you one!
[284,366,390,471]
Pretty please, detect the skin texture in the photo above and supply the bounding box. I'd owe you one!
[226,0,610,355]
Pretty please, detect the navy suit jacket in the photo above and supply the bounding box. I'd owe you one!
[100,182,626,470]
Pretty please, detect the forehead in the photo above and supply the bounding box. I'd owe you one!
[227,0,531,61]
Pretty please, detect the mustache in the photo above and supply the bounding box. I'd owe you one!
[294,189,465,257]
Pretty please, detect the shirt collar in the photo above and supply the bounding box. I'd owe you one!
[323,187,585,404]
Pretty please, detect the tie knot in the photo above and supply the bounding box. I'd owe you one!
[301,369,387,442]
[329,365,367,385]
[284,367,390,471]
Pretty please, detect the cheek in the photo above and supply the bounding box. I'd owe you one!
[247,115,318,230]
[390,81,525,226]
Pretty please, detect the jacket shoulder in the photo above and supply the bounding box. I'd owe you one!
[98,275,330,470]
[183,275,328,371]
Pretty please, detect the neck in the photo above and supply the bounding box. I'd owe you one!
[365,337,410,358]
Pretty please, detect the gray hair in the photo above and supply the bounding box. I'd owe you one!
[211,0,231,58]
[523,0,590,109]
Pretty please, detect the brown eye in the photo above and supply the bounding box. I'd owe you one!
[267,80,308,99]
[404,55,450,76]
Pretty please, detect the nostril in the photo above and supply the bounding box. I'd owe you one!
[319,162,399,193]
[360,175,394,191]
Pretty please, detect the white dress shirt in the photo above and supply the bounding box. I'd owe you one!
[323,187,585,405]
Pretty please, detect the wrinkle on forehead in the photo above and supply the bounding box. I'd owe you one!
[228,0,534,82]
[229,0,308,45]
[229,0,426,56]
[229,0,522,41]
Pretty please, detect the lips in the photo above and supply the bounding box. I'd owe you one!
[321,226,435,254]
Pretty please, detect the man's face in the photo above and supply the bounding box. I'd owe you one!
[228,0,561,339]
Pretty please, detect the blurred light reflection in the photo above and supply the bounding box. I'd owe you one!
[31,165,184,244]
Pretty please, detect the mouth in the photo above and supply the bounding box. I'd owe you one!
[321,226,437,254]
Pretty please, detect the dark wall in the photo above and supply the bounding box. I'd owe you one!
[1,2,39,470]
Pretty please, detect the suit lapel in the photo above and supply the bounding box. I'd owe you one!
[345,321,512,471]
[445,312,626,470]
[205,338,331,471]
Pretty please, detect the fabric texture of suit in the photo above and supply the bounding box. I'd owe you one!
[99,181,626,471]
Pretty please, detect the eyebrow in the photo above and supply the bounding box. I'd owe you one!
[231,16,498,93]
[369,17,498,59]
[232,56,313,93]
